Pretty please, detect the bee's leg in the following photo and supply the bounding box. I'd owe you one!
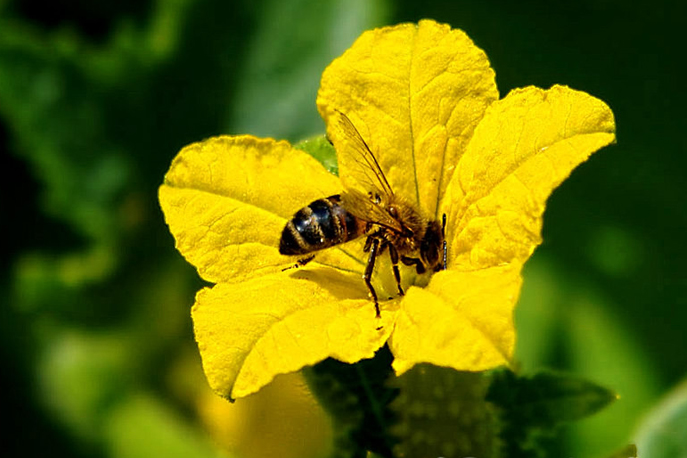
[440,213,447,271]
[388,244,404,296]
[363,236,373,252]
[363,229,383,253]
[363,236,381,318]
[297,255,316,267]
[401,256,426,275]
[281,255,315,271]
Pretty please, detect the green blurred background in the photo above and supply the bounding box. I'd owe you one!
[1,0,685,457]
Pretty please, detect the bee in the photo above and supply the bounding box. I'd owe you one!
[279,110,447,318]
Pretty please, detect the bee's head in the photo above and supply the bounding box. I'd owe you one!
[420,217,446,272]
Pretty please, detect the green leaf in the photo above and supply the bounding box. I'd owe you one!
[635,378,687,458]
[489,370,616,425]
[294,135,338,175]
[488,370,617,457]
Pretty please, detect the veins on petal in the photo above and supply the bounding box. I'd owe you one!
[563,99,574,139]
[441,288,512,361]
[310,262,361,276]
[205,206,239,233]
[407,27,421,208]
[338,55,402,84]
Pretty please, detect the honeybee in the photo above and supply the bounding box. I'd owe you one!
[279,110,446,317]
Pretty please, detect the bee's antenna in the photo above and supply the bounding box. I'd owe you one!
[441,213,447,270]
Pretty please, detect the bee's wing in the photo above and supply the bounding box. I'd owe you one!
[329,110,394,200]
[341,189,404,233]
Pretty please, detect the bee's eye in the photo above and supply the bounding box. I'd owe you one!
[388,206,399,218]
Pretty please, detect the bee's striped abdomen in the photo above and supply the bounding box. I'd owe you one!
[279,195,365,255]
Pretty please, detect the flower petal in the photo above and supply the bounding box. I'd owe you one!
[317,19,498,217]
[158,135,363,284]
[193,270,396,399]
[443,85,616,270]
[389,264,522,375]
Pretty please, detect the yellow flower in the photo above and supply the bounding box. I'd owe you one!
[159,20,615,400]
